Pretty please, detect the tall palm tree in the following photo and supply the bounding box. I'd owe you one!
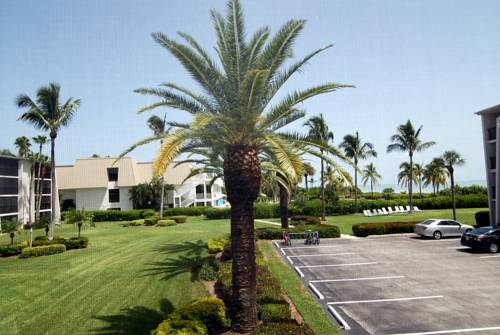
[33,135,48,222]
[362,163,381,197]
[14,136,31,158]
[304,114,335,221]
[147,114,169,217]
[17,82,81,240]
[129,0,351,330]
[398,162,417,192]
[423,158,448,194]
[387,120,435,213]
[303,162,315,191]
[340,131,377,211]
[442,150,465,220]
[413,163,424,202]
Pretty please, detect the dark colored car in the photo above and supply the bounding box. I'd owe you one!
[461,226,500,253]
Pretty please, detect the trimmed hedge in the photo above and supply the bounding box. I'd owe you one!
[207,237,229,254]
[256,224,340,240]
[352,221,419,237]
[64,209,156,222]
[20,244,66,258]
[169,215,188,223]
[475,211,490,227]
[163,206,209,217]
[0,242,27,257]
[157,219,176,227]
[143,217,159,226]
[65,237,88,250]
[290,215,321,225]
[252,321,315,335]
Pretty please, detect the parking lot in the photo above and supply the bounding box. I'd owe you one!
[274,235,500,335]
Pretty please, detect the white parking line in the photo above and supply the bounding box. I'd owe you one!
[288,252,355,258]
[327,295,443,305]
[308,282,324,300]
[296,262,377,269]
[310,275,405,283]
[446,246,470,250]
[388,325,500,335]
[479,255,500,259]
[286,256,294,264]
[294,266,305,278]
[281,245,342,250]
[327,306,351,330]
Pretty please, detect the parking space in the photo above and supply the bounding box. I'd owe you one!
[274,235,500,335]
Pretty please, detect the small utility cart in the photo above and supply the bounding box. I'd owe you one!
[283,230,320,246]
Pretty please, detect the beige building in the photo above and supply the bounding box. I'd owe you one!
[477,104,500,228]
[56,157,226,211]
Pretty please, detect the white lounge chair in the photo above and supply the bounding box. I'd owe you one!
[399,206,407,212]
[377,209,385,215]
[406,206,413,212]
[414,206,422,212]
[371,209,379,216]
[387,207,394,214]
[381,208,389,215]
[363,210,370,217]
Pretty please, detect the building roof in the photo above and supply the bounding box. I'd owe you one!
[476,104,500,116]
[56,157,192,190]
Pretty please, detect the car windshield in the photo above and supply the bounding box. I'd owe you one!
[473,227,492,234]
[419,220,435,225]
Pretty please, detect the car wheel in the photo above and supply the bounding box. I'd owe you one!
[433,231,442,240]
[490,243,498,254]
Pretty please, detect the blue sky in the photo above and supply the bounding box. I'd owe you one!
[1,0,499,189]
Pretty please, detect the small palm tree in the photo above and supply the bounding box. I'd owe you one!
[2,219,21,245]
[17,82,81,240]
[413,163,424,202]
[340,131,377,211]
[387,120,435,213]
[442,150,465,220]
[33,135,48,222]
[64,209,94,238]
[129,0,352,329]
[304,114,335,220]
[398,162,417,192]
[423,158,448,194]
[14,136,31,158]
[303,162,315,191]
[362,163,381,197]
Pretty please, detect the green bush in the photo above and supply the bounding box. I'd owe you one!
[199,263,219,281]
[0,242,27,257]
[32,236,67,247]
[64,237,88,250]
[20,244,66,258]
[151,318,207,335]
[128,219,145,226]
[64,209,157,222]
[253,321,315,335]
[259,303,291,322]
[475,211,490,227]
[255,224,340,240]
[204,208,231,220]
[169,215,188,223]
[352,221,419,237]
[302,199,322,216]
[290,215,321,225]
[157,219,177,227]
[163,206,208,217]
[207,237,229,254]
[144,217,159,226]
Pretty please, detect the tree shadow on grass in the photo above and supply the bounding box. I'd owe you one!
[91,299,174,335]
[144,240,210,282]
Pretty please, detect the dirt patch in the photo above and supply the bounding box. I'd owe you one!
[203,280,217,297]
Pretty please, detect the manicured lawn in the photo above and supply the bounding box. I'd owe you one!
[259,241,340,335]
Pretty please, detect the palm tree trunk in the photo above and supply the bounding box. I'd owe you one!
[78,224,81,238]
[419,178,422,203]
[354,162,358,213]
[305,174,308,191]
[160,178,165,217]
[321,156,325,221]
[409,153,413,213]
[450,169,457,220]
[370,178,373,197]
[223,144,260,332]
[49,134,56,240]
[279,183,289,229]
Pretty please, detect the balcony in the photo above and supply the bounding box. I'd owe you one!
[487,127,496,141]
[490,157,496,170]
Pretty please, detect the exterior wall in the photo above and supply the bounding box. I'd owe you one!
[73,187,133,211]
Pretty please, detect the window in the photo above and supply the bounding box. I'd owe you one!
[0,197,17,214]
[107,208,121,211]
[35,180,51,195]
[107,168,119,182]
[0,177,18,194]
[438,221,450,226]
[0,157,18,176]
[109,189,120,203]
[41,196,51,210]
[195,184,204,194]
[447,221,460,226]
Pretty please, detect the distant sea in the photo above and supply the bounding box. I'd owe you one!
[358,180,486,193]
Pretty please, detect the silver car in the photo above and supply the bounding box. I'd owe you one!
[414,219,474,239]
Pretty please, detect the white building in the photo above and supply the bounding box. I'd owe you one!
[477,104,500,227]
[56,157,226,211]
[0,155,52,224]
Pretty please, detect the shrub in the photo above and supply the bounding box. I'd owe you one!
[259,303,291,322]
[157,219,176,227]
[20,244,66,258]
[169,215,188,223]
[302,199,322,216]
[151,318,207,335]
[475,211,490,227]
[255,224,340,240]
[253,321,315,335]
[144,217,159,226]
[0,242,26,257]
[64,237,88,250]
[352,221,419,237]
[129,219,145,226]
[163,206,209,217]
[32,236,67,247]
[205,208,231,220]
[290,215,321,225]
[207,237,229,254]
[65,209,157,222]
[174,297,227,332]
[199,263,219,281]
[254,203,280,219]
